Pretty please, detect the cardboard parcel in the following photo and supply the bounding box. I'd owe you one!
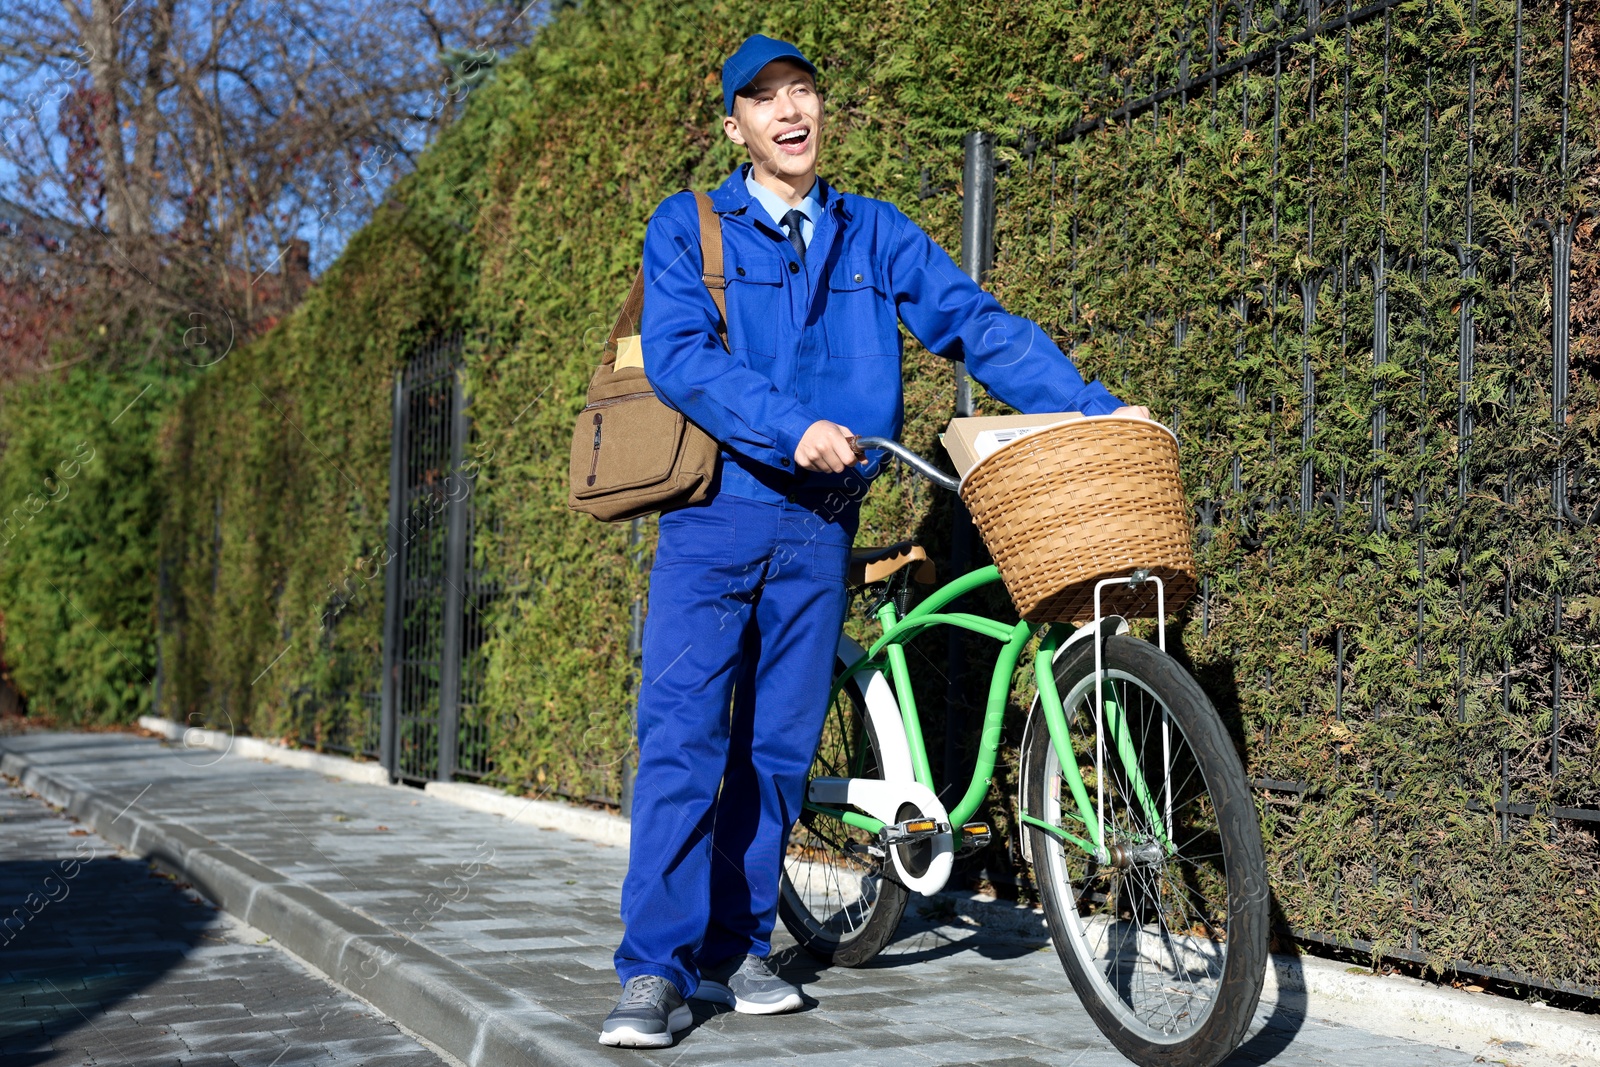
[940,411,1084,479]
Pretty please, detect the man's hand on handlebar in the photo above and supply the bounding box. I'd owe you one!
[796,421,867,473]
[797,407,1152,473]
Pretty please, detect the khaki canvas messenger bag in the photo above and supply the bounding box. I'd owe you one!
[567,191,727,522]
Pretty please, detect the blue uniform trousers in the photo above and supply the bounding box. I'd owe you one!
[614,490,857,997]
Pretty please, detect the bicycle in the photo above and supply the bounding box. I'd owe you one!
[778,433,1269,1067]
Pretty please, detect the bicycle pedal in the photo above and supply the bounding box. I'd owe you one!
[956,821,992,853]
[879,817,948,846]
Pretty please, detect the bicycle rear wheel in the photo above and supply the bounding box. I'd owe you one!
[778,652,909,966]
[1022,635,1267,1067]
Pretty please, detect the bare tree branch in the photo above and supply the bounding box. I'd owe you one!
[0,0,540,379]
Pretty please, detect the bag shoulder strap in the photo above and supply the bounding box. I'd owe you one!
[603,270,647,366]
[601,191,727,367]
[693,190,729,349]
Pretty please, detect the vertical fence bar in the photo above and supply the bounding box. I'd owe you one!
[957,132,997,420]
[1551,219,1575,525]
[1503,0,1522,827]
[947,131,997,792]
[1334,619,1345,719]
[1557,0,1571,186]
[1455,0,1479,726]
[1048,156,1057,256]
[1335,0,1352,709]
[1371,8,1391,534]
[1511,0,1522,213]
[1233,8,1250,548]
[436,358,470,782]
[1414,3,1434,698]
[1457,38,1477,506]
[1299,10,1320,525]
[1071,173,1081,328]
[153,553,169,719]
[1549,0,1575,782]
[1300,277,1320,519]
[1548,217,1572,781]
[380,370,405,780]
[1376,235,1388,534]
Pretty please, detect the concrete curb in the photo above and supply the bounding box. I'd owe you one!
[921,891,1600,1064]
[423,780,631,849]
[120,722,1600,1064]
[1261,951,1600,1062]
[137,715,390,786]
[134,716,631,848]
[0,742,618,1067]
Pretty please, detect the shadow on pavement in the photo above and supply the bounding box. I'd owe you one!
[771,886,1310,1065]
[1225,967,1309,1065]
[1225,889,1307,1064]
[0,854,209,1065]
[768,901,1049,988]
[867,911,1048,968]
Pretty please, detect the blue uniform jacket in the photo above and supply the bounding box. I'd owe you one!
[640,163,1124,502]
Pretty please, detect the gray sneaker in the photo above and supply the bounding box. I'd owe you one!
[598,976,693,1048]
[691,954,804,1015]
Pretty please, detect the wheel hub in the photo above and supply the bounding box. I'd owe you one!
[1106,838,1165,869]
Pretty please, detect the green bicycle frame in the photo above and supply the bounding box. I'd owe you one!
[1021,626,1171,858]
[811,565,1170,859]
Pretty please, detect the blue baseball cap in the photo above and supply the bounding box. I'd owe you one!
[721,34,817,115]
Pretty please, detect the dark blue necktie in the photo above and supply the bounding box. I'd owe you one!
[780,208,807,266]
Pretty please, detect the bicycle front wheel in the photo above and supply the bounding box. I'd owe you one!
[778,651,909,966]
[1022,635,1267,1067]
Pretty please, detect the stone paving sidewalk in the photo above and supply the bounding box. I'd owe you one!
[0,731,1529,1067]
[0,775,445,1066]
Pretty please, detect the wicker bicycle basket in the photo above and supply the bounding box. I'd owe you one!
[959,416,1197,624]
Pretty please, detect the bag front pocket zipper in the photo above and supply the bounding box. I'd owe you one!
[581,390,657,487]
[587,413,603,485]
[582,390,655,412]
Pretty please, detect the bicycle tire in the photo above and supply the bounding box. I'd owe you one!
[1022,635,1267,1067]
[777,651,910,966]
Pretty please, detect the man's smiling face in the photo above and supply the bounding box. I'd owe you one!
[723,59,822,192]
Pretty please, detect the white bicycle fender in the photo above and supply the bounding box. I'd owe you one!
[835,635,913,782]
[826,636,955,894]
[806,776,954,895]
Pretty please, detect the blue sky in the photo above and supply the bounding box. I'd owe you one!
[0,1,543,277]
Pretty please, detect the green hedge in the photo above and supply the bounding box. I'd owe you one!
[157,192,477,735]
[150,0,1598,989]
[1015,0,1600,986]
[0,363,178,723]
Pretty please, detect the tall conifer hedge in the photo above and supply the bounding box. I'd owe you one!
[145,0,1594,988]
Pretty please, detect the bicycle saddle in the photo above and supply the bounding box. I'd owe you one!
[848,541,937,587]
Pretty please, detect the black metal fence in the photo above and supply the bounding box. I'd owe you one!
[965,0,1596,993]
[452,501,511,786]
[1002,0,1592,787]
[290,330,514,786]
[380,332,458,782]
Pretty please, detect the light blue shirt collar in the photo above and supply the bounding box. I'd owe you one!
[743,166,822,248]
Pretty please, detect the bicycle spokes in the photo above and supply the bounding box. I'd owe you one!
[1040,667,1236,1041]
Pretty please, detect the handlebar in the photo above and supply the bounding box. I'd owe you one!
[852,436,961,493]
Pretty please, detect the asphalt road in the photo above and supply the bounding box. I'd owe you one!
[0,776,448,1067]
